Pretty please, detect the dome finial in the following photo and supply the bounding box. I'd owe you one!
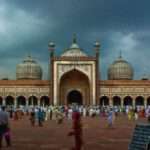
[73,33,77,44]
[26,51,32,60]
[119,50,122,58]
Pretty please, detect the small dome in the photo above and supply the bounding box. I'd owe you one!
[108,55,134,80]
[16,55,42,80]
[61,34,87,57]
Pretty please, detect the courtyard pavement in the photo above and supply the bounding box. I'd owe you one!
[1,115,147,150]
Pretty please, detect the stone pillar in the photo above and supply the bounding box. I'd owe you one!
[133,97,135,108]
[2,98,6,106]
[144,98,147,108]
[14,99,17,108]
[26,98,29,108]
[38,98,40,107]
[109,97,113,107]
[121,97,124,108]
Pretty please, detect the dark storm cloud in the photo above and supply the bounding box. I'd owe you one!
[0,0,150,79]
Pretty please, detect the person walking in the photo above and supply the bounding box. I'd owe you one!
[29,109,35,126]
[0,106,11,148]
[37,108,44,127]
[68,110,83,150]
[107,109,115,128]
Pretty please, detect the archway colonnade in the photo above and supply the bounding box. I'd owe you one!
[1,95,150,107]
[99,95,150,107]
[0,95,50,107]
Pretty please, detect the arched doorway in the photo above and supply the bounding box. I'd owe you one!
[0,97,2,105]
[40,96,50,106]
[124,96,133,106]
[28,96,38,106]
[67,90,82,105]
[5,96,14,106]
[99,96,109,106]
[60,69,90,105]
[113,96,121,106]
[147,97,150,106]
[135,96,144,106]
[17,96,26,107]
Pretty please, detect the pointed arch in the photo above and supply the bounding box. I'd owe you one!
[67,90,82,105]
[0,97,2,105]
[60,68,90,85]
[17,96,26,106]
[40,96,50,106]
[5,96,14,106]
[135,96,144,106]
[99,96,109,106]
[113,96,121,106]
[28,96,38,106]
[60,69,90,105]
[147,97,150,106]
[123,96,133,106]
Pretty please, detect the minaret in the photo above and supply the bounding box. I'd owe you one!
[48,41,55,105]
[94,41,100,105]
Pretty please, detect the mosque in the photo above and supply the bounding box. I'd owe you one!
[0,36,150,108]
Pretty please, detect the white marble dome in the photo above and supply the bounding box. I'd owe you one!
[16,55,42,80]
[61,36,87,57]
[108,56,134,80]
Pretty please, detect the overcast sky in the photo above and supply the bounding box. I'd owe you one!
[0,0,150,80]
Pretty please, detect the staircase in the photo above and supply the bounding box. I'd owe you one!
[129,124,150,150]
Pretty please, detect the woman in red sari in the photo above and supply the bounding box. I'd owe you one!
[68,110,83,150]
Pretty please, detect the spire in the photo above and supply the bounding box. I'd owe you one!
[26,52,32,59]
[61,34,88,56]
[119,50,122,58]
[70,33,79,49]
[72,33,77,44]
[24,53,34,63]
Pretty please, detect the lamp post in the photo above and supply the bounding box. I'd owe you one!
[48,41,55,105]
[94,41,100,105]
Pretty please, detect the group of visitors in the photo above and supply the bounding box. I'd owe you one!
[3,105,150,124]
[29,108,45,127]
[1,104,150,149]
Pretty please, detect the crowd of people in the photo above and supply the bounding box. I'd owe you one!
[1,105,150,123]
[0,104,150,149]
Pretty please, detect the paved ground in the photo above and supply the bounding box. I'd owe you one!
[1,115,147,150]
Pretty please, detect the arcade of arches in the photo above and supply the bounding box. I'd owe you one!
[99,96,150,107]
[0,95,50,107]
[0,94,150,107]
[59,69,90,105]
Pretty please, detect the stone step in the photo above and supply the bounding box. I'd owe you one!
[128,124,150,150]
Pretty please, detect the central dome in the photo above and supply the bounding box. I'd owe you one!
[61,35,87,57]
[16,55,42,80]
[108,55,134,80]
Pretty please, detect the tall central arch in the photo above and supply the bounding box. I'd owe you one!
[59,69,90,105]
[67,90,83,105]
